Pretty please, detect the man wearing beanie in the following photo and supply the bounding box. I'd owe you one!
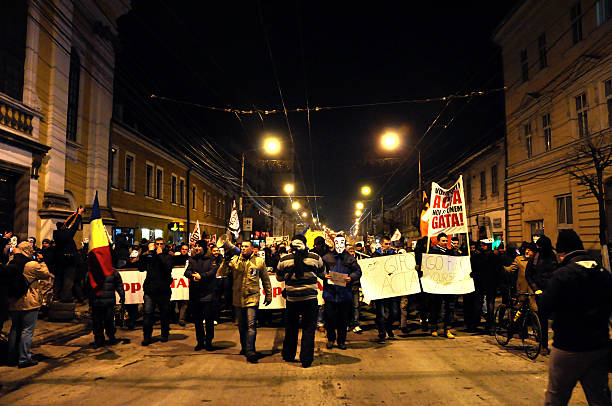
[184,240,218,351]
[540,229,612,405]
[276,234,325,368]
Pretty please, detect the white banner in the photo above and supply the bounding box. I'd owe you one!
[427,175,468,237]
[357,253,421,302]
[420,254,475,294]
[259,278,324,309]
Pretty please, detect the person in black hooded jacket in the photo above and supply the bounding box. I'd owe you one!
[138,237,173,346]
[184,240,218,351]
[89,269,125,348]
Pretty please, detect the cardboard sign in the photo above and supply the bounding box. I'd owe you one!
[420,253,475,294]
[427,176,468,237]
[117,267,190,304]
[357,253,421,302]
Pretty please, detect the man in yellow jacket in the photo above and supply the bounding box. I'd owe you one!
[219,241,272,363]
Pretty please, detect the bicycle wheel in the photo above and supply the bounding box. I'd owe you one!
[522,311,542,360]
[493,304,511,346]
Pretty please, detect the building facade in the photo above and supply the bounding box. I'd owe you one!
[494,0,611,252]
[0,0,129,242]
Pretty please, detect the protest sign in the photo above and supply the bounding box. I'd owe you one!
[420,253,475,294]
[427,176,468,237]
[357,253,421,302]
[265,236,289,246]
[118,267,190,304]
[259,277,324,309]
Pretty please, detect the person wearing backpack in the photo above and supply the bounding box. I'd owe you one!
[7,241,53,368]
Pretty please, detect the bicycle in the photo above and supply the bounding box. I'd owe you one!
[493,291,542,360]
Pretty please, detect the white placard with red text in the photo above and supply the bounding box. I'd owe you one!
[427,176,468,237]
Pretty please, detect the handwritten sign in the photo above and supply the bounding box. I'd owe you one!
[357,253,421,302]
[420,254,475,294]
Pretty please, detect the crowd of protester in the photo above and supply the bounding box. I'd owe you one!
[1,222,610,405]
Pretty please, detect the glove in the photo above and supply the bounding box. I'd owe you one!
[263,297,272,306]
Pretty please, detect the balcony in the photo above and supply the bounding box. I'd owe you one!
[0,93,37,136]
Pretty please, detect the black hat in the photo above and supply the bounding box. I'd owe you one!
[555,229,583,254]
[194,240,209,254]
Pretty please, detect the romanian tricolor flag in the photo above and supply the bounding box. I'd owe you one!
[87,192,114,295]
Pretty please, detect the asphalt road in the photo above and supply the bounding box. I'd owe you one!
[0,314,600,406]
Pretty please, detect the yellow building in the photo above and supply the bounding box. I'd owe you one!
[109,121,229,244]
[494,0,612,253]
[0,0,129,243]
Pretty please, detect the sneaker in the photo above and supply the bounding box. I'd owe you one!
[431,331,439,337]
[352,326,363,334]
[445,330,455,339]
[18,360,38,369]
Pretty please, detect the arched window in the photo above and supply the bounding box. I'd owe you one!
[66,48,80,142]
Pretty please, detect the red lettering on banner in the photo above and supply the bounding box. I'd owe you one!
[317,281,323,290]
[170,279,176,288]
[459,212,464,225]
[452,190,462,205]
[432,195,441,208]
[451,213,460,227]
[123,283,130,292]
[442,196,450,209]
[273,287,282,298]
[176,278,187,288]
[131,283,141,293]
[444,213,451,226]
[431,216,439,229]
[439,215,446,228]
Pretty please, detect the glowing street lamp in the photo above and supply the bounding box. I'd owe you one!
[284,183,295,195]
[301,211,308,218]
[291,201,301,210]
[263,137,281,155]
[355,210,362,217]
[360,186,371,196]
[355,202,364,210]
[381,131,400,151]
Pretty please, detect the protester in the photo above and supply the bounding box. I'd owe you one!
[312,236,330,332]
[114,231,131,269]
[428,233,456,339]
[219,240,272,363]
[321,234,362,350]
[503,242,537,315]
[476,240,502,334]
[7,241,53,368]
[89,265,125,348]
[276,234,325,367]
[212,245,230,322]
[463,241,481,332]
[53,207,84,302]
[0,236,23,337]
[138,238,173,346]
[184,240,218,351]
[540,229,612,406]
[403,236,429,333]
[172,243,190,326]
[0,231,13,264]
[372,236,400,342]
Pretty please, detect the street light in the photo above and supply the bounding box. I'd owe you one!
[284,183,295,195]
[301,211,308,218]
[355,201,364,210]
[381,131,400,151]
[291,201,301,210]
[262,137,281,155]
[361,186,371,196]
[355,210,362,217]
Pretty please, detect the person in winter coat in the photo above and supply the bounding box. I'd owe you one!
[503,242,537,311]
[476,240,503,334]
[53,207,84,302]
[89,268,125,348]
[525,234,557,356]
[540,229,612,406]
[276,234,325,368]
[184,240,218,351]
[428,233,456,339]
[172,243,190,326]
[372,235,400,342]
[219,240,272,363]
[7,241,53,368]
[138,237,174,346]
[321,235,362,350]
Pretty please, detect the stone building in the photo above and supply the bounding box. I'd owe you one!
[494,0,611,253]
[0,0,129,242]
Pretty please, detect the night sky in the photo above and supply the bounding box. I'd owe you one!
[115,1,520,231]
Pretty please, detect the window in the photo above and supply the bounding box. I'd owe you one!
[179,178,185,206]
[542,113,552,151]
[525,123,533,158]
[480,171,486,199]
[203,190,207,212]
[66,48,80,142]
[0,1,27,100]
[557,195,573,225]
[538,33,547,69]
[171,175,177,203]
[124,154,135,193]
[520,50,528,82]
[605,79,612,127]
[529,220,544,237]
[571,2,583,44]
[491,165,498,195]
[575,93,588,137]
[156,168,163,199]
[596,0,610,26]
[145,163,154,197]
[110,147,119,188]
[191,185,196,209]
[466,176,472,204]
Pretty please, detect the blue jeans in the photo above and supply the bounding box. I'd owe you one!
[143,294,170,339]
[235,306,257,356]
[375,297,400,338]
[8,309,39,364]
[350,289,360,327]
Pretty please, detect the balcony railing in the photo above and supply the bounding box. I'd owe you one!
[0,93,37,136]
